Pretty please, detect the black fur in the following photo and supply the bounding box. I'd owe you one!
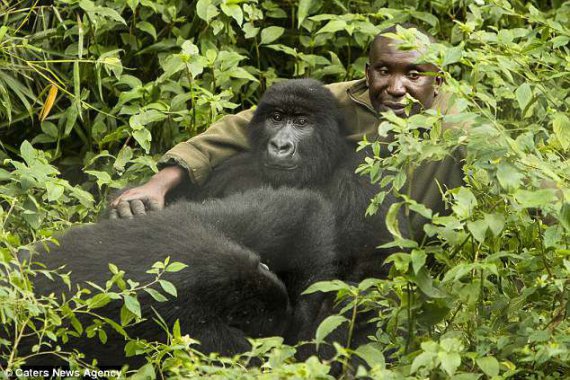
[19,187,336,365]
[188,79,402,281]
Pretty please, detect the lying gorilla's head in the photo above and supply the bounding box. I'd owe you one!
[249,79,347,186]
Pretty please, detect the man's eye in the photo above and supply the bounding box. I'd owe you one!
[408,71,421,80]
[271,112,282,121]
[377,67,389,75]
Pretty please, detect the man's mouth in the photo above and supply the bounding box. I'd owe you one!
[382,102,406,115]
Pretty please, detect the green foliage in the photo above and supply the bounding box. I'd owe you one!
[1,0,569,378]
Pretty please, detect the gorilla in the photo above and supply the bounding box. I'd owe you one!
[184,78,403,281]
[17,187,337,366]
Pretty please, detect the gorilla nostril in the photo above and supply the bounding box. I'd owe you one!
[268,140,294,157]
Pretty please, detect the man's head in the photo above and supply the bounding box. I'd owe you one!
[366,24,442,117]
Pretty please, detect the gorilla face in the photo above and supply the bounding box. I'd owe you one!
[249,79,347,187]
[263,110,314,170]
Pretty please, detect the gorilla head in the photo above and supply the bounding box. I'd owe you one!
[249,79,347,187]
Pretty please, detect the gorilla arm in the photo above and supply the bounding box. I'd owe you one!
[23,193,291,365]
[180,188,340,344]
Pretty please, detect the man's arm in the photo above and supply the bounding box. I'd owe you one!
[110,108,254,218]
[109,80,362,218]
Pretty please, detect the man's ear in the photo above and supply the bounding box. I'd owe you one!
[365,63,370,87]
[434,71,444,97]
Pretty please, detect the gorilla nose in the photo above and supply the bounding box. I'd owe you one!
[268,139,295,158]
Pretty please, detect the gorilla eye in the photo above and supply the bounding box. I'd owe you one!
[270,112,283,121]
[297,117,308,126]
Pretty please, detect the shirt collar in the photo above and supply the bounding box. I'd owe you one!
[347,79,378,116]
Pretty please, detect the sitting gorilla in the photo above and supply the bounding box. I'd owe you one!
[19,187,337,366]
[183,79,404,281]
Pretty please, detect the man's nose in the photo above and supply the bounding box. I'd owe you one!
[386,76,406,97]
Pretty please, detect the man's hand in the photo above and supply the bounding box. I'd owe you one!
[110,183,165,219]
[109,165,186,219]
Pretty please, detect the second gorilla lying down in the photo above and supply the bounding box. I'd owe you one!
[24,187,336,366]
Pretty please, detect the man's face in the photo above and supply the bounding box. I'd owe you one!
[366,36,441,117]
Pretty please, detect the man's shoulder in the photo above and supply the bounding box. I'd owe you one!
[324,79,366,98]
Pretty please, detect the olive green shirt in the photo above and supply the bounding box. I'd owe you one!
[159,79,464,233]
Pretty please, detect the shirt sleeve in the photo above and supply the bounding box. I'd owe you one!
[158,108,255,185]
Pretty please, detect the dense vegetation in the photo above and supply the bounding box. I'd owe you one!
[1,0,569,378]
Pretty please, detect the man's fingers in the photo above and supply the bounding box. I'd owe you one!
[146,198,163,212]
[109,208,119,219]
[130,199,147,216]
[117,201,134,219]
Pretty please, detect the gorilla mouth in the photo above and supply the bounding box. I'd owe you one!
[263,163,298,170]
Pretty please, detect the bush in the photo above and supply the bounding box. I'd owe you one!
[0,0,568,378]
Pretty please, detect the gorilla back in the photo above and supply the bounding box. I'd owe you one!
[20,187,336,366]
[190,79,404,281]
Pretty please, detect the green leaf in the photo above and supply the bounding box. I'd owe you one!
[159,280,177,297]
[136,21,157,40]
[452,187,478,219]
[130,363,156,380]
[87,293,111,309]
[85,170,112,188]
[79,0,127,24]
[64,103,78,137]
[476,356,500,377]
[553,112,570,150]
[411,249,427,274]
[411,351,437,373]
[126,0,139,11]
[71,317,83,335]
[551,36,570,48]
[385,202,404,239]
[123,294,141,318]
[196,0,219,23]
[317,20,347,35]
[243,22,259,39]
[442,44,463,66]
[303,280,350,294]
[408,201,433,219]
[165,262,188,273]
[144,288,168,302]
[315,315,347,346]
[467,219,488,243]
[98,328,108,344]
[412,267,446,298]
[559,203,570,232]
[0,26,7,43]
[515,82,532,113]
[384,252,411,272]
[354,343,385,369]
[220,4,243,26]
[297,0,315,27]
[260,26,284,45]
[496,162,524,190]
[114,146,133,173]
[439,352,461,376]
[132,128,152,153]
[45,182,64,202]
[484,213,505,236]
[514,189,557,208]
[20,140,36,166]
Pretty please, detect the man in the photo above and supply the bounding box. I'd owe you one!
[111,25,464,231]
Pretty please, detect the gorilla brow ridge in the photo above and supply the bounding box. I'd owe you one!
[255,79,341,122]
